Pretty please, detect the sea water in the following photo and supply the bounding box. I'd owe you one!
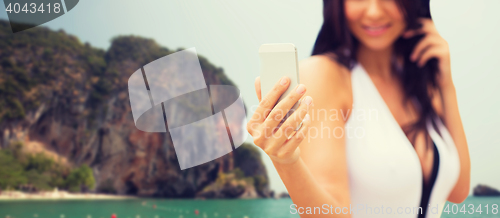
[0,197,498,218]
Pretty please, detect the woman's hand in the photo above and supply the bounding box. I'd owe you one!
[247,76,313,165]
[403,18,453,89]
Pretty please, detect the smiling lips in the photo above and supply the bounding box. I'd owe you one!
[362,23,391,36]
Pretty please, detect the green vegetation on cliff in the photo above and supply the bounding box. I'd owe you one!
[0,21,106,123]
[198,142,270,198]
[0,142,95,192]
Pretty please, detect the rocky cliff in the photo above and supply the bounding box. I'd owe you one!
[0,20,270,198]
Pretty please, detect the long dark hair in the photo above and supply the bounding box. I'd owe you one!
[312,0,440,148]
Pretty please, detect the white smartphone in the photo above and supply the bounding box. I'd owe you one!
[259,43,300,111]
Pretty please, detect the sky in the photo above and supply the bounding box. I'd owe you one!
[1,0,499,195]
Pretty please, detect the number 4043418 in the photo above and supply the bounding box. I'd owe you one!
[443,204,498,215]
[5,3,62,14]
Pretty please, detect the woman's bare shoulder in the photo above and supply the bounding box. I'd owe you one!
[298,55,352,109]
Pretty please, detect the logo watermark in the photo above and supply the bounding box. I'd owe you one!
[128,48,247,170]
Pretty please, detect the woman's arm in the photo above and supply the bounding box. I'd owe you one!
[406,18,471,203]
[438,83,471,203]
[248,56,352,217]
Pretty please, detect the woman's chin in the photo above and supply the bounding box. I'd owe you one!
[361,41,394,51]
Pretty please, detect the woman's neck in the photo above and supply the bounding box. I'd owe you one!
[357,44,394,80]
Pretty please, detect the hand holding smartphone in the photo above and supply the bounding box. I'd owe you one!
[248,43,312,165]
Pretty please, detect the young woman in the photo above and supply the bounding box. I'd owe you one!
[247,0,470,217]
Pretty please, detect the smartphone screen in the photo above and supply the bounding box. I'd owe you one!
[259,43,300,111]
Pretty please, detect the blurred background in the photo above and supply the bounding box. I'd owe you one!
[0,0,499,217]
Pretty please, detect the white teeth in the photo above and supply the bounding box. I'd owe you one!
[366,26,385,31]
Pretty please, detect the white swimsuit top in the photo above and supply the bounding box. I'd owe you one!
[345,63,461,218]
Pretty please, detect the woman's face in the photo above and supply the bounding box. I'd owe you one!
[344,0,406,51]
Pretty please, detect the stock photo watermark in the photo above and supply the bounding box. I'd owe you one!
[290,203,439,216]
[248,105,380,142]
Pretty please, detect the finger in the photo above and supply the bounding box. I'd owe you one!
[275,96,312,144]
[250,76,290,123]
[262,94,310,142]
[416,48,441,67]
[263,84,307,131]
[246,121,261,138]
[261,96,312,155]
[276,113,311,159]
[255,76,262,102]
[410,36,434,62]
